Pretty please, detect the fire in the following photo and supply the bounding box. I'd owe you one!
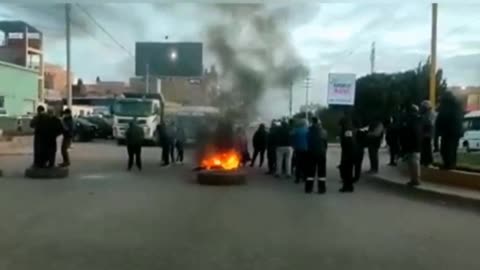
[201,150,241,170]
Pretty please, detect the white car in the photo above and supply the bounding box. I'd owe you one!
[460,110,480,152]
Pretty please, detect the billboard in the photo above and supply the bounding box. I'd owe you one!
[327,73,356,105]
[135,42,203,77]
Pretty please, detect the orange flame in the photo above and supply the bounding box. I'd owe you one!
[201,150,241,170]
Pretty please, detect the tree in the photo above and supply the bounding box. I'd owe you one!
[353,59,448,123]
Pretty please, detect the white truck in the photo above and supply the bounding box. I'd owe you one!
[112,97,162,145]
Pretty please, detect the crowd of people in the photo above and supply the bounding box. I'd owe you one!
[123,119,187,171]
[385,92,464,186]
[30,91,464,189]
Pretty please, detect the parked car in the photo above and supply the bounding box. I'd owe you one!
[73,118,97,142]
[81,116,113,139]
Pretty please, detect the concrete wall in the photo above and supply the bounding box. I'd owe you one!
[0,60,38,116]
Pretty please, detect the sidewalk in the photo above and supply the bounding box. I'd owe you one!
[369,164,480,210]
[0,136,33,156]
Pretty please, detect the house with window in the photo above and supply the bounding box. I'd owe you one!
[0,21,44,117]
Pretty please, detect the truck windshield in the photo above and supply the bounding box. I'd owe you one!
[113,100,153,117]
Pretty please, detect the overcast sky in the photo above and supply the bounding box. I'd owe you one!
[0,2,479,115]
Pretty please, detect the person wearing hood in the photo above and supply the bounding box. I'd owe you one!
[251,123,268,167]
[125,117,144,171]
[30,105,48,168]
[305,117,328,193]
[292,119,309,183]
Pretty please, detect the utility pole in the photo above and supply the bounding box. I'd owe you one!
[430,3,438,108]
[289,81,293,117]
[370,42,376,74]
[304,74,311,119]
[65,3,72,109]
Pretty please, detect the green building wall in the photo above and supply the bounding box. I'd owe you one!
[0,60,38,116]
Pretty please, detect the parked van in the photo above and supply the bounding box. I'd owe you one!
[460,110,480,152]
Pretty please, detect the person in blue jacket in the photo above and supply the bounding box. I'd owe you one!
[292,118,309,183]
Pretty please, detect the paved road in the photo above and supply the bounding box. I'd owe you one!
[0,141,479,270]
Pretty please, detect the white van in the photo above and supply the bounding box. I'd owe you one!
[460,110,480,152]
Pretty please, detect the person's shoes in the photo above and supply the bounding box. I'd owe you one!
[161,163,170,167]
[339,186,354,193]
[407,181,420,187]
[317,181,327,194]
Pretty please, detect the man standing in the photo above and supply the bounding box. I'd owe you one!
[266,120,278,174]
[125,118,144,171]
[420,100,435,167]
[400,104,422,186]
[339,114,356,192]
[292,119,309,183]
[158,122,172,166]
[367,120,384,173]
[436,92,463,170]
[275,120,293,178]
[251,123,268,167]
[386,111,401,166]
[305,117,328,194]
[30,105,48,168]
[59,109,74,167]
[175,124,186,164]
[353,119,368,182]
[45,109,64,168]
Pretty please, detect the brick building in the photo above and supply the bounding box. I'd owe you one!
[44,63,73,98]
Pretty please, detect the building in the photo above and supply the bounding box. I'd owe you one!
[128,65,219,106]
[44,63,73,98]
[83,79,130,97]
[450,86,480,112]
[0,21,44,116]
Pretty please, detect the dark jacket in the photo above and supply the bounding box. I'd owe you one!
[292,126,309,151]
[46,115,64,144]
[62,116,74,139]
[267,126,278,150]
[31,114,49,139]
[307,124,327,157]
[126,122,145,146]
[252,128,268,150]
[277,124,291,147]
[401,111,422,153]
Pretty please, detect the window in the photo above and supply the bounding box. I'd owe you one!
[471,118,480,130]
[0,96,4,108]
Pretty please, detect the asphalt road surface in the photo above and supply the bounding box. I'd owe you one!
[0,141,479,270]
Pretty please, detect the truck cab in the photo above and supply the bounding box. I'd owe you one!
[112,98,162,145]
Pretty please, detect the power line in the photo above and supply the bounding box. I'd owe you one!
[75,4,134,58]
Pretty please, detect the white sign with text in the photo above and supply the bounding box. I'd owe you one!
[327,73,356,105]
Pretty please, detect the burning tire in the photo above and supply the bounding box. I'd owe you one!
[24,167,69,179]
[197,169,246,185]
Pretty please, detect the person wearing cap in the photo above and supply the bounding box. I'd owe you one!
[400,103,422,186]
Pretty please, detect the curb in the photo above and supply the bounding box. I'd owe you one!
[367,175,480,212]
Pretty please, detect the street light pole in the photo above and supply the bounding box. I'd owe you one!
[65,3,72,109]
[430,3,438,107]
